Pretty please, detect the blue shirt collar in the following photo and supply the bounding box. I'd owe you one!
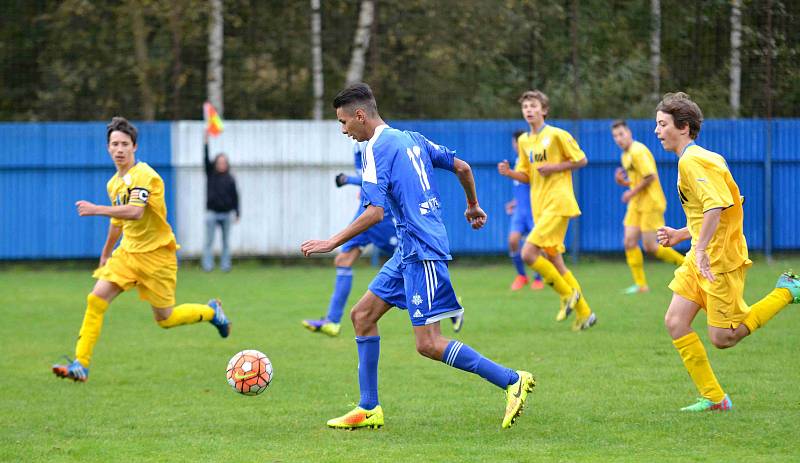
[680,141,696,156]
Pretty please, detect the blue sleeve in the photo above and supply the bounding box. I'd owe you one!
[414,132,455,172]
[360,141,391,209]
[346,175,362,185]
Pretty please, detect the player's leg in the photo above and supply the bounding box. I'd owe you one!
[623,225,649,294]
[548,252,597,330]
[521,240,576,315]
[219,211,232,272]
[644,211,685,266]
[201,210,216,272]
[508,230,529,290]
[302,246,362,336]
[666,267,730,411]
[741,271,799,334]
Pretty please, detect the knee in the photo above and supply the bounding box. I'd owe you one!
[664,312,688,338]
[642,242,658,254]
[623,237,637,250]
[349,304,372,331]
[521,245,537,265]
[415,337,438,360]
[709,332,736,349]
[333,253,348,267]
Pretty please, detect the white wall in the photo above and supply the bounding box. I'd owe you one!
[172,121,360,256]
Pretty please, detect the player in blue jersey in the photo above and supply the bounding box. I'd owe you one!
[505,130,544,291]
[301,141,400,337]
[302,83,535,430]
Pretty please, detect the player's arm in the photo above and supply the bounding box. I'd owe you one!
[454,157,487,229]
[614,167,630,187]
[99,222,122,267]
[537,133,588,176]
[75,201,144,220]
[301,205,384,256]
[657,226,691,247]
[537,157,587,176]
[694,207,723,281]
[498,160,529,183]
[204,131,213,175]
[622,174,655,203]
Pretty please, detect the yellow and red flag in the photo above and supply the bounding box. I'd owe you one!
[204,102,224,136]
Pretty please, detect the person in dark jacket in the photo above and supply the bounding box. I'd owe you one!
[202,133,239,272]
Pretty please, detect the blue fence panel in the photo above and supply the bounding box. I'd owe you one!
[1,122,173,259]
[771,120,800,250]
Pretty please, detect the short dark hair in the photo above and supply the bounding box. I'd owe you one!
[513,129,526,139]
[611,119,628,130]
[332,82,378,116]
[107,116,138,144]
[656,92,703,139]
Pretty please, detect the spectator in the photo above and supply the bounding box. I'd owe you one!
[202,132,239,272]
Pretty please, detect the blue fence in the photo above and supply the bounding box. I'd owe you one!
[0,122,173,259]
[1,120,797,259]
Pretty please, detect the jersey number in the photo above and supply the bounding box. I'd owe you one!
[407,146,431,191]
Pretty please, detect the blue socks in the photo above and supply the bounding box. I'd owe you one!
[442,340,518,389]
[511,252,527,277]
[356,336,380,409]
[326,267,353,323]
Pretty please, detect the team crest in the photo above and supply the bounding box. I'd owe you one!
[411,293,423,306]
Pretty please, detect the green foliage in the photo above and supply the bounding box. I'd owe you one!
[1,0,799,120]
[1,259,799,461]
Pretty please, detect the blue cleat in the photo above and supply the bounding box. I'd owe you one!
[209,298,231,338]
[776,272,800,303]
[52,357,89,382]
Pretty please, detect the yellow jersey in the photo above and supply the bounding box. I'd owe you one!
[621,141,667,213]
[515,124,584,218]
[677,144,748,273]
[107,162,176,253]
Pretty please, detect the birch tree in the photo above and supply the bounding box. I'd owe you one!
[207,0,224,114]
[650,0,661,101]
[130,1,155,120]
[729,0,741,117]
[310,0,323,120]
[345,0,375,86]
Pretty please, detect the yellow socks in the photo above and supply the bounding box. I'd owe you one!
[655,246,685,266]
[75,293,110,367]
[625,247,648,287]
[742,288,793,334]
[562,270,591,318]
[530,256,572,297]
[157,303,215,329]
[672,332,725,403]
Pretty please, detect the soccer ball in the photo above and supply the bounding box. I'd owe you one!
[226,350,273,396]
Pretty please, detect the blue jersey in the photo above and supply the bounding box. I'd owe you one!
[361,125,455,263]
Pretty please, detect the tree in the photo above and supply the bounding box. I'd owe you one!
[345,0,375,85]
[130,1,156,120]
[310,0,324,120]
[729,0,741,117]
[208,0,224,114]
[650,0,661,102]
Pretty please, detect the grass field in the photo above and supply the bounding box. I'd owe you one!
[1,256,799,462]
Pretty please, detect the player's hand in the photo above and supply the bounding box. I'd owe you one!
[335,173,348,187]
[695,248,715,282]
[536,164,559,177]
[497,160,511,177]
[614,167,629,186]
[656,226,679,247]
[505,200,516,215]
[465,204,487,230]
[301,239,335,256]
[75,200,98,216]
[622,190,634,203]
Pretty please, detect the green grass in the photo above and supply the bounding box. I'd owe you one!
[1,257,799,462]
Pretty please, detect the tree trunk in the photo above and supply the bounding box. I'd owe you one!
[207,0,224,115]
[570,0,580,118]
[169,1,184,119]
[345,0,374,86]
[650,0,661,102]
[130,2,155,120]
[729,0,741,117]
[310,0,324,120]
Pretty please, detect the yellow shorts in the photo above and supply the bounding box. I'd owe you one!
[623,208,665,232]
[668,260,752,329]
[526,215,569,256]
[93,244,178,308]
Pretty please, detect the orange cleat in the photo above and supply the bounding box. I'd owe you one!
[530,278,545,290]
[510,275,529,291]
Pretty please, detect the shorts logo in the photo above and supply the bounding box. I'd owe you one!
[412,309,423,318]
[411,293,423,306]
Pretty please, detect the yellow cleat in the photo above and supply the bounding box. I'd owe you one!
[572,312,597,332]
[502,370,536,429]
[327,405,384,430]
[556,289,579,321]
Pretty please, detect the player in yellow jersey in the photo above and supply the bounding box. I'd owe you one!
[654,92,799,411]
[611,120,684,295]
[52,117,231,382]
[498,90,597,330]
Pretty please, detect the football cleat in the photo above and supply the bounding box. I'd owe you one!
[776,272,800,303]
[209,298,231,338]
[572,312,597,332]
[680,394,732,412]
[530,278,545,291]
[302,318,341,337]
[52,357,89,382]
[510,275,529,291]
[556,289,579,321]
[502,370,536,429]
[451,312,464,333]
[327,405,384,430]
[623,284,650,295]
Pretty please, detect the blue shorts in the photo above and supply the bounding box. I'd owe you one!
[341,214,398,254]
[509,209,533,236]
[368,251,463,326]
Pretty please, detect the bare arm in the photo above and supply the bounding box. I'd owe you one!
[657,226,691,247]
[537,157,588,176]
[301,205,385,256]
[454,157,487,229]
[99,223,122,267]
[76,201,145,220]
[497,160,530,184]
[622,174,655,203]
[693,207,723,282]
